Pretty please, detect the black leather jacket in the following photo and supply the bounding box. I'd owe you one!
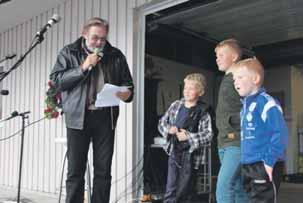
[50,37,134,129]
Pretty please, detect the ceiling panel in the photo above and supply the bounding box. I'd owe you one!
[0,0,65,33]
[150,0,303,48]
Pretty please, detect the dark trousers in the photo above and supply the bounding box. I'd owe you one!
[242,161,285,203]
[65,109,115,203]
[164,148,194,203]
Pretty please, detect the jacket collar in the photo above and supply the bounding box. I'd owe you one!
[179,97,208,111]
[241,87,266,104]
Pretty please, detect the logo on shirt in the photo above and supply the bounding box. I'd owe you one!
[246,112,253,122]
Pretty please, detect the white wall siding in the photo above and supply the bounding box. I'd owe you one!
[0,0,161,201]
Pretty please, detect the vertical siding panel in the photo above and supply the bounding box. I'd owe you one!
[78,0,85,32]
[40,12,47,192]
[8,28,14,187]
[54,3,66,194]
[126,0,135,201]
[8,28,13,187]
[1,32,6,187]
[65,0,72,44]
[5,30,10,186]
[43,11,50,192]
[85,0,93,19]
[0,33,1,62]
[13,27,18,188]
[108,0,117,45]
[48,6,59,194]
[0,33,4,186]
[25,19,34,190]
[71,0,79,40]
[15,24,22,189]
[101,0,110,20]
[117,0,128,201]
[2,31,8,186]
[47,7,54,193]
[93,0,101,17]
[3,32,9,188]
[0,31,3,185]
[14,24,21,188]
[31,16,39,191]
[6,30,11,187]
[35,14,43,192]
[109,0,118,199]
[57,3,66,194]
[21,21,30,190]
[15,24,21,189]
[4,31,8,187]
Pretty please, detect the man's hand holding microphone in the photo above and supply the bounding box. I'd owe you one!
[80,47,131,101]
[80,48,102,71]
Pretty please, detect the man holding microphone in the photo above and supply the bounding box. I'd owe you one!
[50,17,134,203]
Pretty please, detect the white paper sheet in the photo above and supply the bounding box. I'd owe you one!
[95,83,130,107]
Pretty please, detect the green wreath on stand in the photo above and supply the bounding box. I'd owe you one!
[44,81,62,119]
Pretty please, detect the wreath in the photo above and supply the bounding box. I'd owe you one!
[44,81,62,119]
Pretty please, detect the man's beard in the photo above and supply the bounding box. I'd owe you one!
[85,40,105,52]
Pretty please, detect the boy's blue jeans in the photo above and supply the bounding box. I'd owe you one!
[216,146,248,203]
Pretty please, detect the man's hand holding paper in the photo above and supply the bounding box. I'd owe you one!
[116,89,131,101]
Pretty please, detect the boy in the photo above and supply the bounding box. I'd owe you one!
[158,73,213,203]
[215,39,248,203]
[233,58,288,203]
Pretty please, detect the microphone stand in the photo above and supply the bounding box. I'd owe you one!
[0,57,8,63]
[0,34,45,83]
[16,111,30,203]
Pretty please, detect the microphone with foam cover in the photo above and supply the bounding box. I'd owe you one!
[0,111,19,123]
[88,47,104,71]
[0,89,9,95]
[36,14,61,37]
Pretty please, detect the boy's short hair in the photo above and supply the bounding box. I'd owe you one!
[82,17,109,35]
[215,38,242,60]
[184,73,207,95]
[233,57,264,86]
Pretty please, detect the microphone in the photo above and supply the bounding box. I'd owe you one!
[88,47,104,71]
[36,14,61,37]
[0,89,9,95]
[0,53,17,63]
[0,111,19,122]
[5,53,16,59]
[0,0,11,6]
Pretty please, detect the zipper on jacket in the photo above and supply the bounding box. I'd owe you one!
[111,107,114,130]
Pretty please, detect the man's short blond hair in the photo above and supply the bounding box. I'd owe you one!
[215,38,242,61]
[82,17,109,35]
[184,73,207,95]
[233,57,264,86]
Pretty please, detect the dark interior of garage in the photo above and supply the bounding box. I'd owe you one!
[143,0,303,202]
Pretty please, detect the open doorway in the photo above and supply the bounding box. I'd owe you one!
[135,0,303,202]
[141,1,221,202]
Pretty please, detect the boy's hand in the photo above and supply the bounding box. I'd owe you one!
[176,129,188,141]
[264,163,273,182]
[168,126,178,135]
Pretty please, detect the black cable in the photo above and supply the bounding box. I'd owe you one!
[110,154,144,186]
[0,117,46,142]
[112,167,144,203]
[58,150,68,203]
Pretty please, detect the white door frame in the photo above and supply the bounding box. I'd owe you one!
[132,0,190,197]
